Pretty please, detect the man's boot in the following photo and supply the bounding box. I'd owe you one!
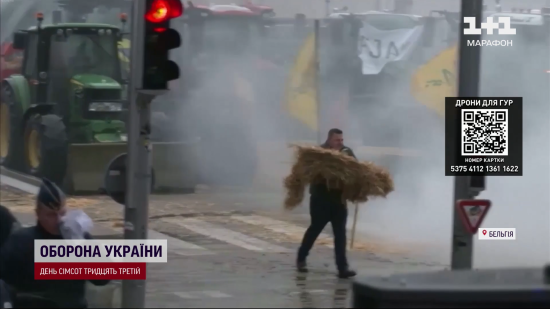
[296,260,308,273]
[337,268,357,279]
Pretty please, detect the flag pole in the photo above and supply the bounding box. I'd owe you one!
[314,19,322,144]
[350,202,359,249]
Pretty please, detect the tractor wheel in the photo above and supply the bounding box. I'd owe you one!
[0,83,24,170]
[23,114,68,185]
[198,123,257,187]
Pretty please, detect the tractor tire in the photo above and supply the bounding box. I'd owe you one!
[23,114,68,186]
[198,123,257,187]
[0,83,24,170]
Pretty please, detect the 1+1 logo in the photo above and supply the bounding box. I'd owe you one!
[463,17,516,47]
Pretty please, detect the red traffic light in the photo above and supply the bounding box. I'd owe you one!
[145,0,183,23]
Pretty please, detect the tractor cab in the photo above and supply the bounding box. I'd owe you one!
[183,3,265,58]
[1,17,128,185]
[12,21,125,122]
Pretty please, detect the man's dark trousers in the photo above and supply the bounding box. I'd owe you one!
[297,194,348,271]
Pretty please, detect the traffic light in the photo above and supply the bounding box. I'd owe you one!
[468,175,486,192]
[142,0,183,90]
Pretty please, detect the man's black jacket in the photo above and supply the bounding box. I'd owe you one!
[309,144,357,204]
[0,205,18,249]
[0,279,12,309]
[0,224,110,308]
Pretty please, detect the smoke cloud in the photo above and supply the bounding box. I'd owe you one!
[5,0,547,269]
[351,3,550,269]
[167,1,549,269]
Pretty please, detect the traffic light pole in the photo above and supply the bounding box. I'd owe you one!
[122,0,151,308]
[451,0,484,270]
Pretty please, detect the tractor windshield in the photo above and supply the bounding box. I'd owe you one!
[188,16,260,56]
[49,29,121,81]
[205,18,251,50]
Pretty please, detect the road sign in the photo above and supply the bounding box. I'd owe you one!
[456,199,491,234]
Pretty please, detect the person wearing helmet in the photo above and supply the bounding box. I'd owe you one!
[0,179,109,308]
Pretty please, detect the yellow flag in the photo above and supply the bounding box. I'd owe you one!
[118,39,131,71]
[284,32,318,131]
[410,45,458,118]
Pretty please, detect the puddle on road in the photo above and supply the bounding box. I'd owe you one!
[290,274,351,308]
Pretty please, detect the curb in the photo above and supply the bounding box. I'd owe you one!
[0,167,42,186]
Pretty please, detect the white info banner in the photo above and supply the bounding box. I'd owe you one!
[358,22,424,75]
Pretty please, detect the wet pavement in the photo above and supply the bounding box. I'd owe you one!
[144,237,441,308]
[1,184,444,308]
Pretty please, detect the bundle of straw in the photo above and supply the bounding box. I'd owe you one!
[283,144,394,210]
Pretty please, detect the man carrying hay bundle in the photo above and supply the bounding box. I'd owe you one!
[284,129,394,279]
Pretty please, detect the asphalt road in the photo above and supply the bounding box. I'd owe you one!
[1,182,443,308]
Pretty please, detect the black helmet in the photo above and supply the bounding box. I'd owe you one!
[37,178,66,210]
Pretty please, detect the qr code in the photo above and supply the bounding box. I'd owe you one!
[461,109,508,156]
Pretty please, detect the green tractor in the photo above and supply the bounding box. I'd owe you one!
[0,17,197,192]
